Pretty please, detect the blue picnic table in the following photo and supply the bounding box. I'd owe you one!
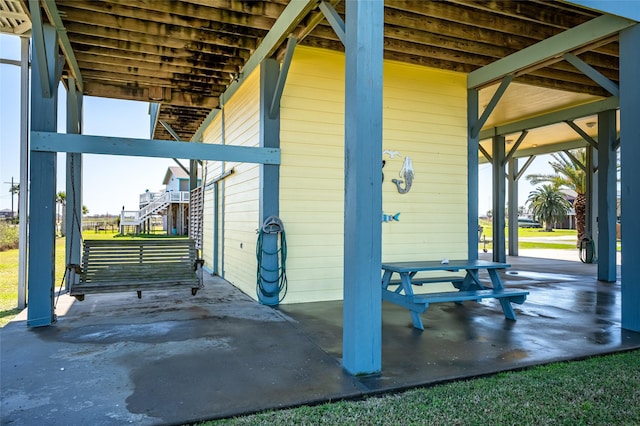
[381,259,528,330]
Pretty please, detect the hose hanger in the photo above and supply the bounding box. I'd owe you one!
[262,216,284,234]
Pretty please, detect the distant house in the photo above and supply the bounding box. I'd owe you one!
[0,209,14,219]
[558,189,577,230]
[163,167,195,194]
[120,167,201,235]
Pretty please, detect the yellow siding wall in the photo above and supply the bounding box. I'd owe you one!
[202,111,223,271]
[202,68,260,298]
[201,47,468,304]
[279,46,468,303]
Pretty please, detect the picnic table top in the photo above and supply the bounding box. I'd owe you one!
[381,259,511,273]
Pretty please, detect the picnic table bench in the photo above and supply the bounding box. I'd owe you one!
[381,259,528,330]
[69,239,204,301]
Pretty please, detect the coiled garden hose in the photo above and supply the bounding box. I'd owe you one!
[256,216,287,305]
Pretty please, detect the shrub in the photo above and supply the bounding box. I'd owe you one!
[0,221,19,251]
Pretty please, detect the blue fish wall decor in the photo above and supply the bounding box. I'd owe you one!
[382,213,400,223]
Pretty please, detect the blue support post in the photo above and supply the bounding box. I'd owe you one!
[18,36,29,310]
[342,0,384,375]
[189,160,198,192]
[586,146,595,241]
[597,109,617,282]
[508,158,518,256]
[620,24,640,331]
[492,135,506,263]
[65,78,83,286]
[468,89,480,260]
[27,24,60,327]
[213,182,219,275]
[258,58,281,305]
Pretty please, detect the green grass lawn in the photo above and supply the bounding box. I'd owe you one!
[0,230,184,327]
[203,350,640,425]
[0,248,22,325]
[479,219,579,239]
[478,220,622,252]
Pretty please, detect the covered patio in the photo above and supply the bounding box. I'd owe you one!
[2,254,639,424]
[1,0,639,378]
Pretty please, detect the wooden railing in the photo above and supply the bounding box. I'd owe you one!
[122,191,190,226]
[139,190,190,206]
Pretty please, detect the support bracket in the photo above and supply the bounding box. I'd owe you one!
[563,149,586,172]
[42,0,84,92]
[563,53,619,97]
[502,130,528,166]
[515,155,536,181]
[471,75,513,138]
[269,36,298,119]
[478,144,492,163]
[565,120,598,149]
[319,0,346,45]
[29,0,51,97]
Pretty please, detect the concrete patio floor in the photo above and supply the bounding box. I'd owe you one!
[2,252,639,425]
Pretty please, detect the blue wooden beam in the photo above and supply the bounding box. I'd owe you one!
[468,89,480,260]
[503,130,528,166]
[479,145,492,163]
[159,120,182,142]
[562,149,586,172]
[258,58,282,306]
[31,132,280,165]
[479,97,619,141]
[227,0,315,97]
[492,135,506,263]
[65,77,83,282]
[508,158,519,256]
[29,0,51,98]
[192,0,316,142]
[469,15,636,89]
[489,139,587,161]
[471,75,513,138]
[342,0,384,376]
[514,155,536,182]
[27,24,61,327]
[620,24,640,331]
[42,0,84,92]
[173,159,190,175]
[597,109,617,282]
[269,37,298,119]
[563,53,619,97]
[319,1,346,45]
[565,120,598,149]
[17,36,30,310]
[585,146,595,240]
[157,120,199,173]
[149,103,160,138]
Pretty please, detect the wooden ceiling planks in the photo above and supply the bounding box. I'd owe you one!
[41,0,620,141]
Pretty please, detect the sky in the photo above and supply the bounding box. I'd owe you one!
[1,34,178,215]
[1,33,554,218]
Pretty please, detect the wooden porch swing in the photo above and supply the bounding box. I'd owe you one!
[68,187,206,301]
[68,238,204,300]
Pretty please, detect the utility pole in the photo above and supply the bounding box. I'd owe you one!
[4,177,17,218]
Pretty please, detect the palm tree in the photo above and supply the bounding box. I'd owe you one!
[526,149,586,243]
[527,184,572,232]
